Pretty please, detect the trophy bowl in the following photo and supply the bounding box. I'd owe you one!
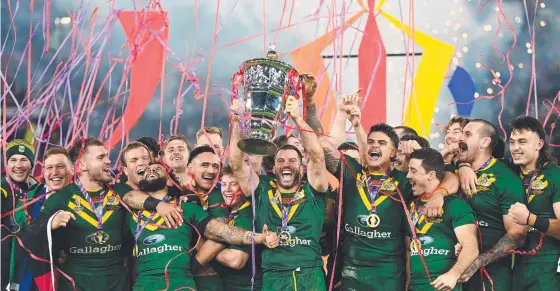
[233,50,302,156]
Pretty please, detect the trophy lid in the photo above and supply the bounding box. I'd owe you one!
[266,44,279,60]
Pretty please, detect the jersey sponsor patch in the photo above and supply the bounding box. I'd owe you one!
[344,223,392,239]
[136,244,183,257]
[69,244,122,255]
[410,236,450,257]
[143,234,166,245]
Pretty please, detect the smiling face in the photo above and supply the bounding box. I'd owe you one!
[138,163,168,193]
[445,122,463,145]
[365,131,396,170]
[7,154,33,183]
[221,174,241,206]
[274,148,302,190]
[162,139,189,172]
[406,158,435,196]
[509,128,543,168]
[122,146,152,188]
[188,152,220,191]
[79,145,112,183]
[43,154,73,191]
[458,122,488,164]
[393,148,409,172]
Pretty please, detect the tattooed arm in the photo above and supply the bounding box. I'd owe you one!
[305,103,325,135]
[203,219,278,247]
[229,104,260,197]
[460,216,527,282]
[122,189,183,228]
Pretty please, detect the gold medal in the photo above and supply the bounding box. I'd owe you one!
[278,230,292,244]
[93,230,109,245]
[133,244,139,257]
[410,239,422,253]
[366,213,381,228]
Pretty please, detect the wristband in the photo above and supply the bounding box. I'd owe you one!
[533,215,550,233]
[143,196,161,211]
[191,257,204,274]
[458,163,471,169]
[527,213,537,227]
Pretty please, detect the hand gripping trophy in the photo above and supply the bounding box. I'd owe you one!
[231,45,310,156]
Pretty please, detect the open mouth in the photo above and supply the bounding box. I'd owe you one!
[202,174,215,183]
[458,142,468,152]
[137,169,146,176]
[49,177,63,184]
[146,173,158,180]
[281,169,294,180]
[13,169,26,174]
[171,156,182,162]
[368,150,381,160]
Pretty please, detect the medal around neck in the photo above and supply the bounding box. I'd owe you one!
[232,44,306,156]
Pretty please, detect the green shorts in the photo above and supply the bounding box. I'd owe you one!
[133,273,196,291]
[58,270,127,291]
[341,262,405,291]
[221,278,262,291]
[262,267,325,291]
[512,262,560,291]
[194,274,224,291]
[462,262,511,291]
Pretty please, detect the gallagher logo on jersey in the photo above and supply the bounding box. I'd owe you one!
[143,234,166,245]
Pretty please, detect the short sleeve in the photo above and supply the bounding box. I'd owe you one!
[111,182,133,198]
[182,202,210,226]
[207,190,229,219]
[306,183,327,211]
[498,175,525,215]
[447,198,476,228]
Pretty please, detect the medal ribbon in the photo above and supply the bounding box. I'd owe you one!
[477,157,495,172]
[76,181,106,230]
[521,171,539,203]
[364,167,391,213]
[134,196,170,244]
[267,181,304,226]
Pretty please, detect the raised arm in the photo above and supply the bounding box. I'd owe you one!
[460,216,527,282]
[229,100,260,197]
[432,224,478,290]
[347,104,369,165]
[122,190,183,228]
[285,96,328,193]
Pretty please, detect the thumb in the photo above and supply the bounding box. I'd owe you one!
[262,224,269,234]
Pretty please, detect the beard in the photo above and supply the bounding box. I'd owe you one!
[139,177,167,193]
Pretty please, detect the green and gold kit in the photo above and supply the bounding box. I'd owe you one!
[408,195,475,291]
[39,182,132,291]
[335,155,412,291]
[512,163,560,291]
[462,158,525,291]
[214,200,263,291]
[130,197,209,291]
[254,175,327,291]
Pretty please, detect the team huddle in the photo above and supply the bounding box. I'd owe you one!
[1,75,559,291]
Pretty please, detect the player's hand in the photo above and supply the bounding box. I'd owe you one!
[508,202,530,225]
[398,140,422,156]
[454,243,462,256]
[458,262,479,283]
[51,211,76,230]
[301,73,318,101]
[262,224,279,249]
[441,143,460,164]
[346,105,362,128]
[285,96,300,120]
[424,191,444,219]
[156,202,183,228]
[431,271,459,291]
[337,89,361,112]
[458,166,477,197]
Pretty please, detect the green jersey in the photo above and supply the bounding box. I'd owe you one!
[518,163,560,263]
[253,175,326,271]
[465,158,525,261]
[336,155,413,266]
[408,196,476,284]
[39,182,132,275]
[214,200,262,289]
[194,188,229,219]
[129,196,209,276]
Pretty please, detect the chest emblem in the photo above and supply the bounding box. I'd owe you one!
[531,175,548,190]
[476,173,496,192]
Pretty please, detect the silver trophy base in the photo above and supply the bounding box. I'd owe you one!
[238,139,277,156]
